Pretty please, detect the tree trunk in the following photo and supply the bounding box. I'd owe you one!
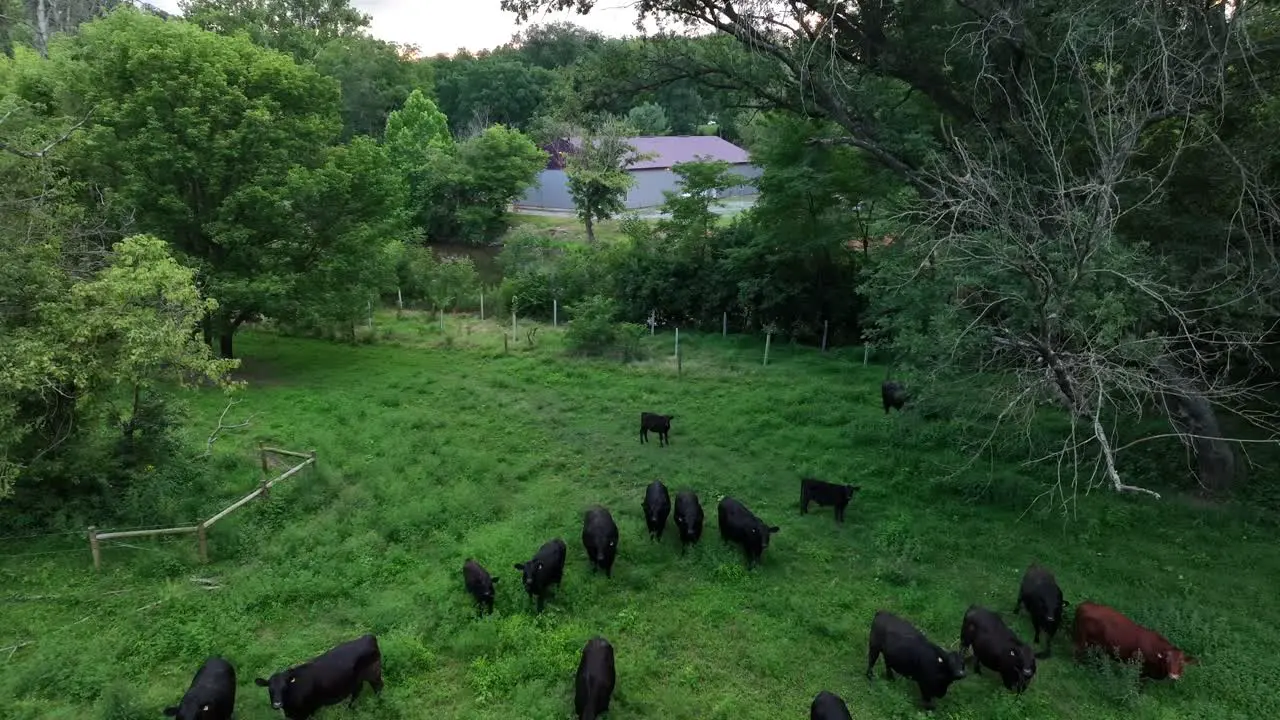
[29,0,50,58]
[1164,390,1237,494]
[584,215,596,243]
[219,332,234,359]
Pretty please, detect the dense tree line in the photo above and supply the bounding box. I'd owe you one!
[4,0,1279,525]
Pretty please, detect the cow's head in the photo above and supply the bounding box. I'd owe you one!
[1158,648,1195,680]
[162,699,216,719]
[479,575,498,605]
[514,561,541,593]
[936,649,967,682]
[255,666,310,711]
[599,539,615,564]
[752,521,780,551]
[1009,642,1037,690]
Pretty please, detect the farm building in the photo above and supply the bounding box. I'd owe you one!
[517,135,761,211]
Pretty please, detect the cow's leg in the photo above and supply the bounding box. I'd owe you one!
[1013,595,1023,615]
[918,686,935,711]
[640,427,647,444]
[865,645,880,680]
[349,681,362,707]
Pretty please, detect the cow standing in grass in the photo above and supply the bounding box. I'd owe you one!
[809,690,852,719]
[960,605,1037,693]
[881,380,909,414]
[1072,602,1195,680]
[642,480,671,541]
[674,490,704,553]
[462,559,498,615]
[582,506,619,577]
[255,634,383,720]
[799,477,861,523]
[163,657,236,720]
[514,538,567,612]
[717,496,779,569]
[575,636,616,720]
[640,412,673,446]
[1014,563,1069,658]
[866,610,966,711]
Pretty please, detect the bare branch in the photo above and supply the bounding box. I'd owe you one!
[205,399,257,457]
[0,108,95,160]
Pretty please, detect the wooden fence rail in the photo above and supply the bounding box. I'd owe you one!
[88,445,316,571]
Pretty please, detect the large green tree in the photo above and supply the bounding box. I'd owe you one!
[504,0,1280,500]
[564,118,646,243]
[178,0,370,61]
[431,53,558,134]
[46,8,347,358]
[1,83,235,499]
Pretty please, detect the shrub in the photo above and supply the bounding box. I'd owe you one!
[564,295,620,355]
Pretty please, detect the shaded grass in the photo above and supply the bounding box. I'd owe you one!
[506,213,632,244]
[2,323,1279,719]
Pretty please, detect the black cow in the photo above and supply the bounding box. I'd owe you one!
[640,411,673,446]
[960,605,1037,693]
[716,496,779,569]
[1014,563,1069,658]
[809,690,852,720]
[866,611,966,711]
[642,480,671,541]
[163,656,236,720]
[881,380,909,414]
[574,636,616,720]
[462,558,498,615]
[673,490,704,553]
[254,634,383,720]
[799,477,862,523]
[514,538,567,612]
[582,506,619,577]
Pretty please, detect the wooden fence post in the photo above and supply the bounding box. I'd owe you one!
[258,443,271,499]
[675,328,681,377]
[722,312,727,338]
[553,299,558,327]
[197,522,208,564]
[439,309,444,331]
[503,332,509,353]
[863,344,870,366]
[822,320,829,352]
[511,296,517,339]
[89,526,101,572]
[396,287,403,319]
[763,331,773,366]
[480,290,485,321]
[367,300,373,331]
[309,450,317,478]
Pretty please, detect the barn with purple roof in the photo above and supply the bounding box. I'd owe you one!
[518,135,761,211]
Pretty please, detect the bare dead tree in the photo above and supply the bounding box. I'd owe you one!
[887,2,1280,502]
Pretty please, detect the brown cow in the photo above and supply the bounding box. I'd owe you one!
[1072,602,1195,680]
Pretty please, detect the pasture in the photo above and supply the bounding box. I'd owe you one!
[3,319,1278,719]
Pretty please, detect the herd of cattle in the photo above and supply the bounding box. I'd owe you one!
[159,408,1196,719]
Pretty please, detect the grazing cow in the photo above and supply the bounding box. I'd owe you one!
[809,690,852,720]
[799,477,862,523]
[960,605,1036,693]
[639,412,673,447]
[462,558,498,615]
[673,490,704,553]
[642,480,672,541]
[716,496,779,569]
[574,636,616,720]
[1072,602,1195,680]
[866,610,966,711]
[514,538,567,612]
[1014,563,1069,657]
[582,505,619,578]
[254,634,383,720]
[881,380,909,414]
[163,656,236,720]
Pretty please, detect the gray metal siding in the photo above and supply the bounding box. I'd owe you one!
[517,164,759,211]
[519,169,575,210]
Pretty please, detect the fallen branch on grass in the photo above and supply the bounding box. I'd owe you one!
[205,399,258,457]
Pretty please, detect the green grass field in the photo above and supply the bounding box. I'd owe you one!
[3,315,1278,719]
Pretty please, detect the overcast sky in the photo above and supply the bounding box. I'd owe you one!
[147,1,659,56]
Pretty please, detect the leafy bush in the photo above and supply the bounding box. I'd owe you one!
[564,295,621,355]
